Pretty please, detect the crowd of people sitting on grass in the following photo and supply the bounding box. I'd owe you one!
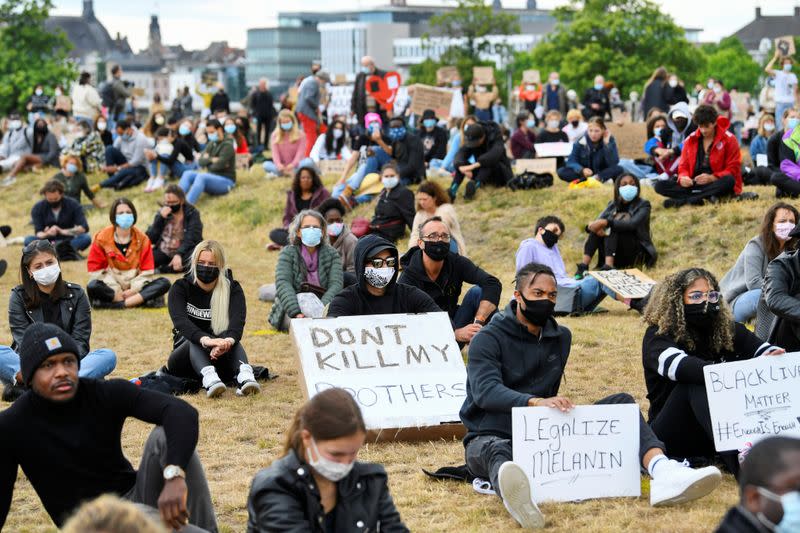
[0,55,798,532]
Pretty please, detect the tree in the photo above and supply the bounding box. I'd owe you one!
[0,0,76,113]
[700,37,761,93]
[427,0,520,61]
[512,0,704,97]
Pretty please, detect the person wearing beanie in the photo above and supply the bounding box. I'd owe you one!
[0,322,218,531]
[419,109,448,165]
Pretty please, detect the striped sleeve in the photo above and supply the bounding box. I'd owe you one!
[643,327,709,385]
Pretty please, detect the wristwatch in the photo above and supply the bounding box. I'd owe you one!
[163,465,186,481]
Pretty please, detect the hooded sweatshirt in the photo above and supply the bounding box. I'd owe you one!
[665,102,696,154]
[460,301,572,445]
[327,234,441,317]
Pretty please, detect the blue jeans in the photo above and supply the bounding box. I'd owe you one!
[576,276,616,312]
[179,170,235,204]
[776,102,794,127]
[150,160,168,178]
[331,147,391,203]
[618,159,652,179]
[171,160,198,177]
[732,288,761,323]
[24,233,91,251]
[475,108,492,122]
[0,345,116,384]
[263,158,314,176]
[102,146,148,189]
[452,286,483,330]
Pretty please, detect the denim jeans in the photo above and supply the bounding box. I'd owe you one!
[0,345,116,384]
[618,159,652,179]
[171,160,198,178]
[331,147,391,203]
[262,158,314,176]
[575,275,616,311]
[102,146,148,189]
[24,234,91,251]
[732,288,761,323]
[776,102,794,127]
[179,170,235,204]
[452,286,483,330]
[149,160,167,178]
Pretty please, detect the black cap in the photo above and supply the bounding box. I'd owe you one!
[464,124,486,148]
[422,109,437,121]
[19,323,80,386]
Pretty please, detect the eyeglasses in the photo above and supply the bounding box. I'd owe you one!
[23,239,53,254]
[423,233,451,243]
[686,291,721,304]
[368,257,397,268]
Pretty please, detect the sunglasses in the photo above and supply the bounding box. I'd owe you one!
[368,257,397,268]
[23,239,54,254]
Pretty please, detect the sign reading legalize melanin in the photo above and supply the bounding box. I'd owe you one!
[703,352,800,452]
[290,312,466,432]
[512,405,640,502]
[588,269,656,299]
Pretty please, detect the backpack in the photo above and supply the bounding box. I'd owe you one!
[99,81,115,109]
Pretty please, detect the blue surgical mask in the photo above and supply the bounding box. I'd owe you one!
[65,163,78,174]
[551,79,560,86]
[327,222,344,237]
[224,124,236,134]
[757,488,800,533]
[115,213,134,229]
[300,226,322,247]
[179,125,191,136]
[423,119,437,129]
[526,119,536,129]
[784,63,793,72]
[653,127,663,137]
[452,80,462,87]
[207,132,219,143]
[280,122,292,131]
[594,84,603,91]
[361,66,371,74]
[388,127,406,141]
[788,118,800,131]
[618,184,638,202]
[368,123,380,134]
[122,133,132,142]
[382,176,399,189]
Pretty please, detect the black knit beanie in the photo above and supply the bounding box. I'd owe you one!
[19,323,80,385]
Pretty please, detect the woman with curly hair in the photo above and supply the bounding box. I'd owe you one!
[642,268,785,476]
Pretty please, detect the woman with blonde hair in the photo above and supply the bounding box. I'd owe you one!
[165,239,259,398]
[247,387,408,532]
[642,267,785,477]
[408,180,466,255]
[262,109,311,178]
[63,495,166,533]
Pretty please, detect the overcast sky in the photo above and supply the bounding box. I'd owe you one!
[52,0,797,52]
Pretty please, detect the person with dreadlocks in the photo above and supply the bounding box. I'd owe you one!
[642,268,786,477]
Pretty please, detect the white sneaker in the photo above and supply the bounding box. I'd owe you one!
[143,176,156,192]
[264,171,278,180]
[200,365,226,398]
[1,176,16,187]
[497,461,545,529]
[236,363,261,396]
[649,460,721,506]
[152,176,165,189]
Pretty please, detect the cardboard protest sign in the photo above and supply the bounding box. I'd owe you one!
[366,71,402,112]
[703,352,800,452]
[409,84,453,120]
[588,269,656,299]
[776,36,796,57]
[319,159,348,176]
[512,405,641,502]
[607,123,647,160]
[534,142,573,158]
[436,66,460,85]
[472,66,495,85]
[515,158,557,177]
[290,312,466,441]
[522,70,541,84]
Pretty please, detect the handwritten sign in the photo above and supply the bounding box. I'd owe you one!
[534,142,573,158]
[522,70,541,84]
[588,269,656,299]
[776,36,796,57]
[409,84,453,119]
[515,158,557,177]
[437,66,460,85]
[290,312,466,435]
[703,352,800,452]
[472,66,495,85]
[512,405,640,502]
[607,123,647,160]
[319,159,348,176]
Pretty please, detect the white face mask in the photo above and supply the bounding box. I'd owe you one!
[364,266,394,288]
[31,263,61,286]
[775,222,796,241]
[332,129,344,139]
[8,120,22,130]
[382,176,399,189]
[97,121,107,131]
[307,439,355,482]
[668,78,678,88]
[547,120,559,129]
[764,122,775,132]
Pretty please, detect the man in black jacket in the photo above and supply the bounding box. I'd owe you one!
[370,163,415,243]
[250,78,275,149]
[451,122,512,202]
[146,185,204,273]
[351,55,387,126]
[0,323,217,531]
[582,75,610,120]
[399,217,501,344]
[420,109,448,165]
[26,180,90,261]
[715,436,800,533]
[328,234,440,317]
[461,262,722,528]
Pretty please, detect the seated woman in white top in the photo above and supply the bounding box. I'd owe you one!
[408,180,466,255]
[309,119,352,169]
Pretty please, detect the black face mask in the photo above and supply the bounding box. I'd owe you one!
[541,229,559,249]
[684,302,720,327]
[674,118,688,131]
[422,241,449,262]
[518,295,555,327]
[571,120,580,127]
[170,203,181,214]
[195,265,220,284]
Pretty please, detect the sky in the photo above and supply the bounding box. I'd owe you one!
[52,0,798,52]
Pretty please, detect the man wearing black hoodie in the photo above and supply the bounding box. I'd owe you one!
[327,234,441,317]
[450,122,513,202]
[399,217,501,343]
[460,262,722,529]
[0,323,217,531]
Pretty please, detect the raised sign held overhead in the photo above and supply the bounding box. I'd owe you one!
[290,312,466,441]
[472,66,495,85]
[409,84,453,120]
[512,404,641,502]
[703,352,800,452]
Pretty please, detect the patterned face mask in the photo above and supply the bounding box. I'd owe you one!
[363,266,394,288]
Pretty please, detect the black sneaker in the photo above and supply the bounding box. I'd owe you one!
[0,225,10,238]
[464,180,477,201]
[0,259,6,280]
[574,263,589,280]
[629,298,647,314]
[663,198,685,209]
[448,183,458,203]
[737,192,758,202]
[687,196,705,206]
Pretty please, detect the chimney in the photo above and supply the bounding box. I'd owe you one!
[526,0,537,9]
[389,0,406,6]
[795,6,800,17]
[82,0,94,20]
[492,0,502,10]
[755,7,761,18]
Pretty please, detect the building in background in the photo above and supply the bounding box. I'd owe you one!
[732,7,800,63]
[245,25,320,97]
[319,22,410,78]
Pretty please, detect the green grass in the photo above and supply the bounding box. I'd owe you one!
[0,164,774,531]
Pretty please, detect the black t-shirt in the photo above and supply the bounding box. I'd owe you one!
[115,241,129,256]
[39,292,64,330]
[296,195,311,212]
[694,139,712,177]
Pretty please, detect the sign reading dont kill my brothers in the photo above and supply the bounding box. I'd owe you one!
[290,312,466,431]
[703,352,800,452]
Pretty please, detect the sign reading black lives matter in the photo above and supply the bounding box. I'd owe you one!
[512,405,640,502]
[290,312,466,431]
[703,352,800,452]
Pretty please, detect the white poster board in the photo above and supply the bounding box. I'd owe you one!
[587,269,656,299]
[512,405,641,502]
[534,142,573,158]
[703,352,800,452]
[290,312,466,432]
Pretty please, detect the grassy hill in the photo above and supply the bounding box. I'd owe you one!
[0,164,773,532]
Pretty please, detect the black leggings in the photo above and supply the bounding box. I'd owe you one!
[166,339,249,384]
[452,165,509,187]
[583,231,645,269]
[152,249,190,274]
[771,172,800,196]
[557,164,624,183]
[649,383,739,476]
[654,174,736,201]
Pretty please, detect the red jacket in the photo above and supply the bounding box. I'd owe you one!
[677,116,742,195]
